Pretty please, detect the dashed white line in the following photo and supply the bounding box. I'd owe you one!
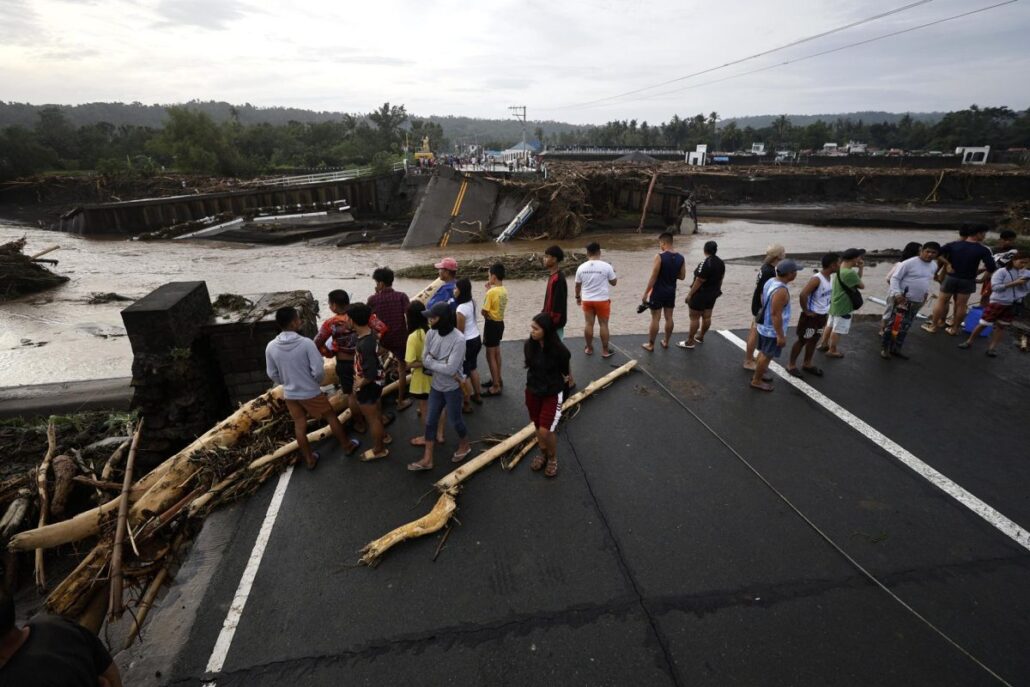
[204,464,296,680]
[718,329,1030,552]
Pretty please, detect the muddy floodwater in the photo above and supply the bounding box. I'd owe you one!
[1,220,958,387]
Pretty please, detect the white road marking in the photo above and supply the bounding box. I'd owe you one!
[204,465,296,679]
[719,330,1030,552]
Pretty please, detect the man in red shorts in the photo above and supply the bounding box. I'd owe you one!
[574,241,618,357]
[959,251,1030,357]
[367,267,411,410]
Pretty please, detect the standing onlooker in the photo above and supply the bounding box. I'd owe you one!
[881,242,940,360]
[751,260,799,391]
[267,306,358,469]
[924,226,996,335]
[819,248,866,359]
[347,304,390,461]
[0,593,123,686]
[403,302,445,447]
[481,263,508,396]
[454,278,483,410]
[743,244,786,369]
[881,242,922,336]
[979,229,1020,307]
[408,303,472,471]
[679,240,725,349]
[641,231,685,351]
[574,241,618,357]
[426,257,459,310]
[959,252,1030,357]
[525,313,572,478]
[367,267,411,410]
[542,245,569,338]
[786,252,838,378]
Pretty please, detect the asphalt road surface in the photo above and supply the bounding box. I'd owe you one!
[125,320,1030,687]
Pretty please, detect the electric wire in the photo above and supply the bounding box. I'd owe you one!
[604,342,1015,687]
[549,0,938,110]
[629,0,1019,104]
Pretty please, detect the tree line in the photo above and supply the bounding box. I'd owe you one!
[1,103,1027,182]
[0,102,447,181]
[552,106,1030,153]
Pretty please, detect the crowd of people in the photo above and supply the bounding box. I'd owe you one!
[263,226,1028,485]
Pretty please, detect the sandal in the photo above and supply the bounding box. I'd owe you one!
[361,448,390,462]
[750,381,774,392]
[584,347,594,356]
[384,434,393,445]
[481,387,503,397]
[452,446,472,463]
[383,411,397,427]
[305,450,320,470]
[825,351,845,359]
[676,340,695,350]
[407,462,432,471]
[641,342,654,352]
[344,438,361,456]
[395,398,413,411]
[530,454,546,471]
[660,339,669,349]
[786,368,803,378]
[409,436,428,447]
[544,456,558,478]
[802,366,824,377]
[601,350,615,358]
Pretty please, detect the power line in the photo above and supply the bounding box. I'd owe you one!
[548,0,938,111]
[626,0,1019,105]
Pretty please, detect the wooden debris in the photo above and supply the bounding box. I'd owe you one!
[33,418,57,590]
[50,454,77,518]
[109,419,143,619]
[0,490,31,541]
[359,360,638,565]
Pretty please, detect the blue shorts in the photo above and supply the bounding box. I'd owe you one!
[757,334,783,358]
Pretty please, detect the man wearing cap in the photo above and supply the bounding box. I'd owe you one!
[752,259,799,391]
[819,248,865,358]
[678,240,725,350]
[426,257,458,310]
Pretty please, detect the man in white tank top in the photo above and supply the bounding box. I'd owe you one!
[786,253,839,378]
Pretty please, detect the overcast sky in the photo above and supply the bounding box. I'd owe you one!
[1,0,1027,124]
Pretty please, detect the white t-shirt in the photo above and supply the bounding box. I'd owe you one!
[888,256,938,302]
[575,259,617,301]
[456,301,480,340]
[990,267,1030,305]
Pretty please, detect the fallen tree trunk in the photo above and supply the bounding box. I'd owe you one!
[34,419,57,590]
[50,455,77,519]
[359,360,638,565]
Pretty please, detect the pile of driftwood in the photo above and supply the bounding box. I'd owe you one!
[0,239,67,301]
[395,252,588,281]
[6,278,443,645]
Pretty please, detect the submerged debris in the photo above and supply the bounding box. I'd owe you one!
[395,252,587,281]
[87,292,134,305]
[211,293,254,315]
[0,238,69,302]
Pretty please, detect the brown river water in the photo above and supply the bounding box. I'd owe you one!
[0,220,958,387]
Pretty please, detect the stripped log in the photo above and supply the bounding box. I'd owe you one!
[123,566,170,650]
[110,419,143,619]
[505,437,538,470]
[100,439,130,483]
[29,245,60,260]
[34,418,57,590]
[0,490,31,541]
[359,360,638,565]
[636,170,659,232]
[50,455,77,518]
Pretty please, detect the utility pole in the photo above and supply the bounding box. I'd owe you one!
[509,105,527,150]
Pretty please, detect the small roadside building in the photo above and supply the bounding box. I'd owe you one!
[500,140,543,163]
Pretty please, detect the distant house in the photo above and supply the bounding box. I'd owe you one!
[500,140,543,163]
[955,146,991,165]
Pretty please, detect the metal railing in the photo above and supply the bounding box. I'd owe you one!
[244,162,407,187]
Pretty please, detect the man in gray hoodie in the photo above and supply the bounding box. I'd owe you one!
[266,307,358,469]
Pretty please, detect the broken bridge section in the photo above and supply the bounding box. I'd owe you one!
[402,166,524,247]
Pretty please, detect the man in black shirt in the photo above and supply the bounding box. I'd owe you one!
[924,225,996,335]
[679,240,725,349]
[0,592,121,686]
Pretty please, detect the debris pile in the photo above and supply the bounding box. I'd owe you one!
[395,252,587,281]
[0,239,69,302]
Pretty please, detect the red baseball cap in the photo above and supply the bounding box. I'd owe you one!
[434,257,458,271]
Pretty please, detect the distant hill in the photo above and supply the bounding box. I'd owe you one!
[0,100,588,147]
[721,111,946,129]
